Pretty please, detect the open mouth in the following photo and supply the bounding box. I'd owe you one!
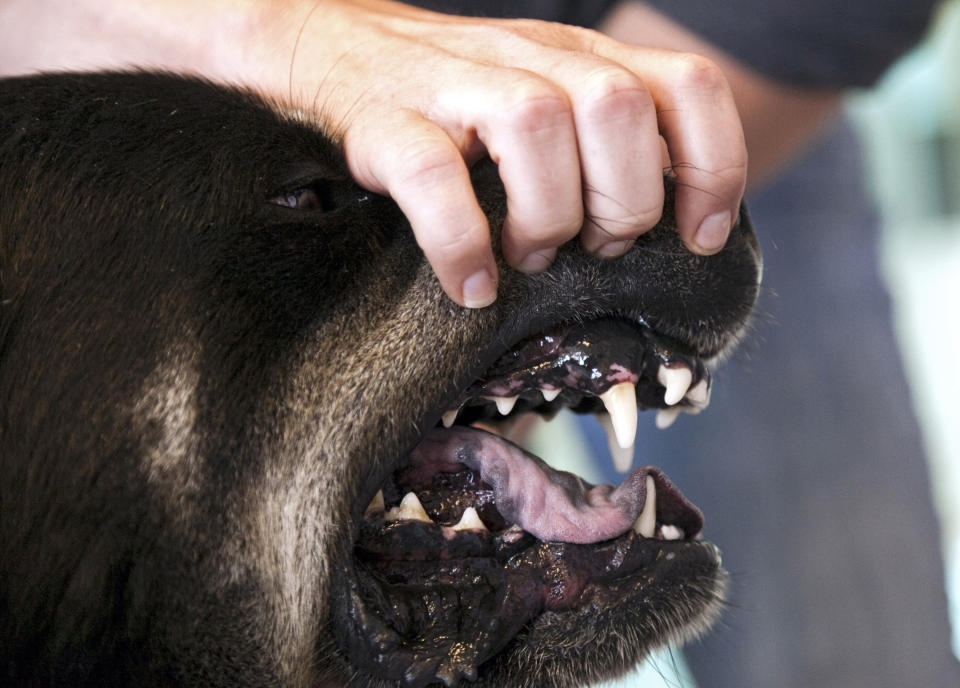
[338,318,724,687]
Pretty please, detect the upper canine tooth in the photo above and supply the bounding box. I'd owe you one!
[364,489,385,517]
[597,413,635,473]
[483,395,518,416]
[394,492,433,523]
[540,387,561,402]
[598,382,637,450]
[441,409,459,428]
[657,365,693,406]
[452,506,488,531]
[632,475,657,538]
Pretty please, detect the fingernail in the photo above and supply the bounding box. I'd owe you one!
[693,211,731,254]
[517,249,556,273]
[462,268,497,309]
[593,239,634,259]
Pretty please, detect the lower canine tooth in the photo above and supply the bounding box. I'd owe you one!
[442,409,459,428]
[452,506,488,531]
[598,381,638,449]
[390,492,433,523]
[633,475,657,538]
[658,365,693,406]
[597,413,635,473]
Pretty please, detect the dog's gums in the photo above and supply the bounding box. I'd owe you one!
[341,319,721,686]
[0,73,761,687]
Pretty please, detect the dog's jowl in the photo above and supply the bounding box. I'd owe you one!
[0,73,761,687]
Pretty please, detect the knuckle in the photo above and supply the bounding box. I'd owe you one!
[513,211,583,247]
[498,78,570,134]
[422,220,488,261]
[580,66,653,119]
[671,52,728,92]
[393,139,463,190]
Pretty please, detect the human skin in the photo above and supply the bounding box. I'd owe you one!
[0,0,749,307]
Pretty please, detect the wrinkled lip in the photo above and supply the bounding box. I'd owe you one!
[337,318,720,687]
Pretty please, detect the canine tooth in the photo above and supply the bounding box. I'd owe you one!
[452,506,488,531]
[655,408,680,430]
[686,378,710,407]
[441,409,459,428]
[660,524,684,541]
[598,382,637,449]
[483,395,518,416]
[632,475,657,538]
[540,387,561,402]
[396,492,432,523]
[657,365,693,406]
[596,414,635,473]
[364,489,385,516]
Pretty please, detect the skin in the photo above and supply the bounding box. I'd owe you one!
[0,0,747,308]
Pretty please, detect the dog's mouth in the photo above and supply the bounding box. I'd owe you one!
[338,319,723,687]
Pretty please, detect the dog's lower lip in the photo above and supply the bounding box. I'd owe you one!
[338,317,718,687]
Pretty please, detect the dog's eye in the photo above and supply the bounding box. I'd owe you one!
[267,179,372,214]
[269,184,326,211]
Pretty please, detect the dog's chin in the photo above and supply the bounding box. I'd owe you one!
[330,318,728,688]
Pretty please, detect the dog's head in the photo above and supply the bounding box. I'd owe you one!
[0,73,760,687]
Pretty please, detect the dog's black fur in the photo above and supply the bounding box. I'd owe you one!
[0,72,760,686]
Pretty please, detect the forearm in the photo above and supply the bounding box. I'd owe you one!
[601,1,842,187]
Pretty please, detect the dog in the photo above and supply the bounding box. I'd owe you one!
[0,72,761,687]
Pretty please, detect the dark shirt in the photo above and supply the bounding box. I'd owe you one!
[416,0,939,88]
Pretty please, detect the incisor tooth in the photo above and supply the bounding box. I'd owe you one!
[633,475,657,538]
[396,492,432,523]
[483,395,518,416]
[452,506,488,531]
[657,365,693,406]
[597,413,635,473]
[441,409,459,428]
[686,378,710,407]
[660,524,684,541]
[540,387,561,402]
[598,381,637,450]
[655,408,680,430]
[364,489,385,516]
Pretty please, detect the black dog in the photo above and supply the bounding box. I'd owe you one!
[0,72,761,687]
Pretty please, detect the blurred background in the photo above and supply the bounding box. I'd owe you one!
[531,2,960,685]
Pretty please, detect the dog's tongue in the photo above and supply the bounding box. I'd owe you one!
[408,426,702,544]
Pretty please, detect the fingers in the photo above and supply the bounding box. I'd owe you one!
[278,5,749,308]
[590,44,747,255]
[344,109,498,308]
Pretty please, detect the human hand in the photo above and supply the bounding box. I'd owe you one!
[251,0,747,307]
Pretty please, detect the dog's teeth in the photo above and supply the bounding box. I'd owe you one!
[483,395,518,416]
[364,489,385,517]
[632,475,657,538]
[598,382,637,450]
[657,364,693,406]
[655,408,680,430]
[540,387,561,402]
[441,409,459,428]
[388,492,432,524]
[596,413,635,473]
[686,378,710,407]
[452,506,488,531]
[660,524,684,541]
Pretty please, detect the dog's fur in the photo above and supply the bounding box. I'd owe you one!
[0,73,760,686]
